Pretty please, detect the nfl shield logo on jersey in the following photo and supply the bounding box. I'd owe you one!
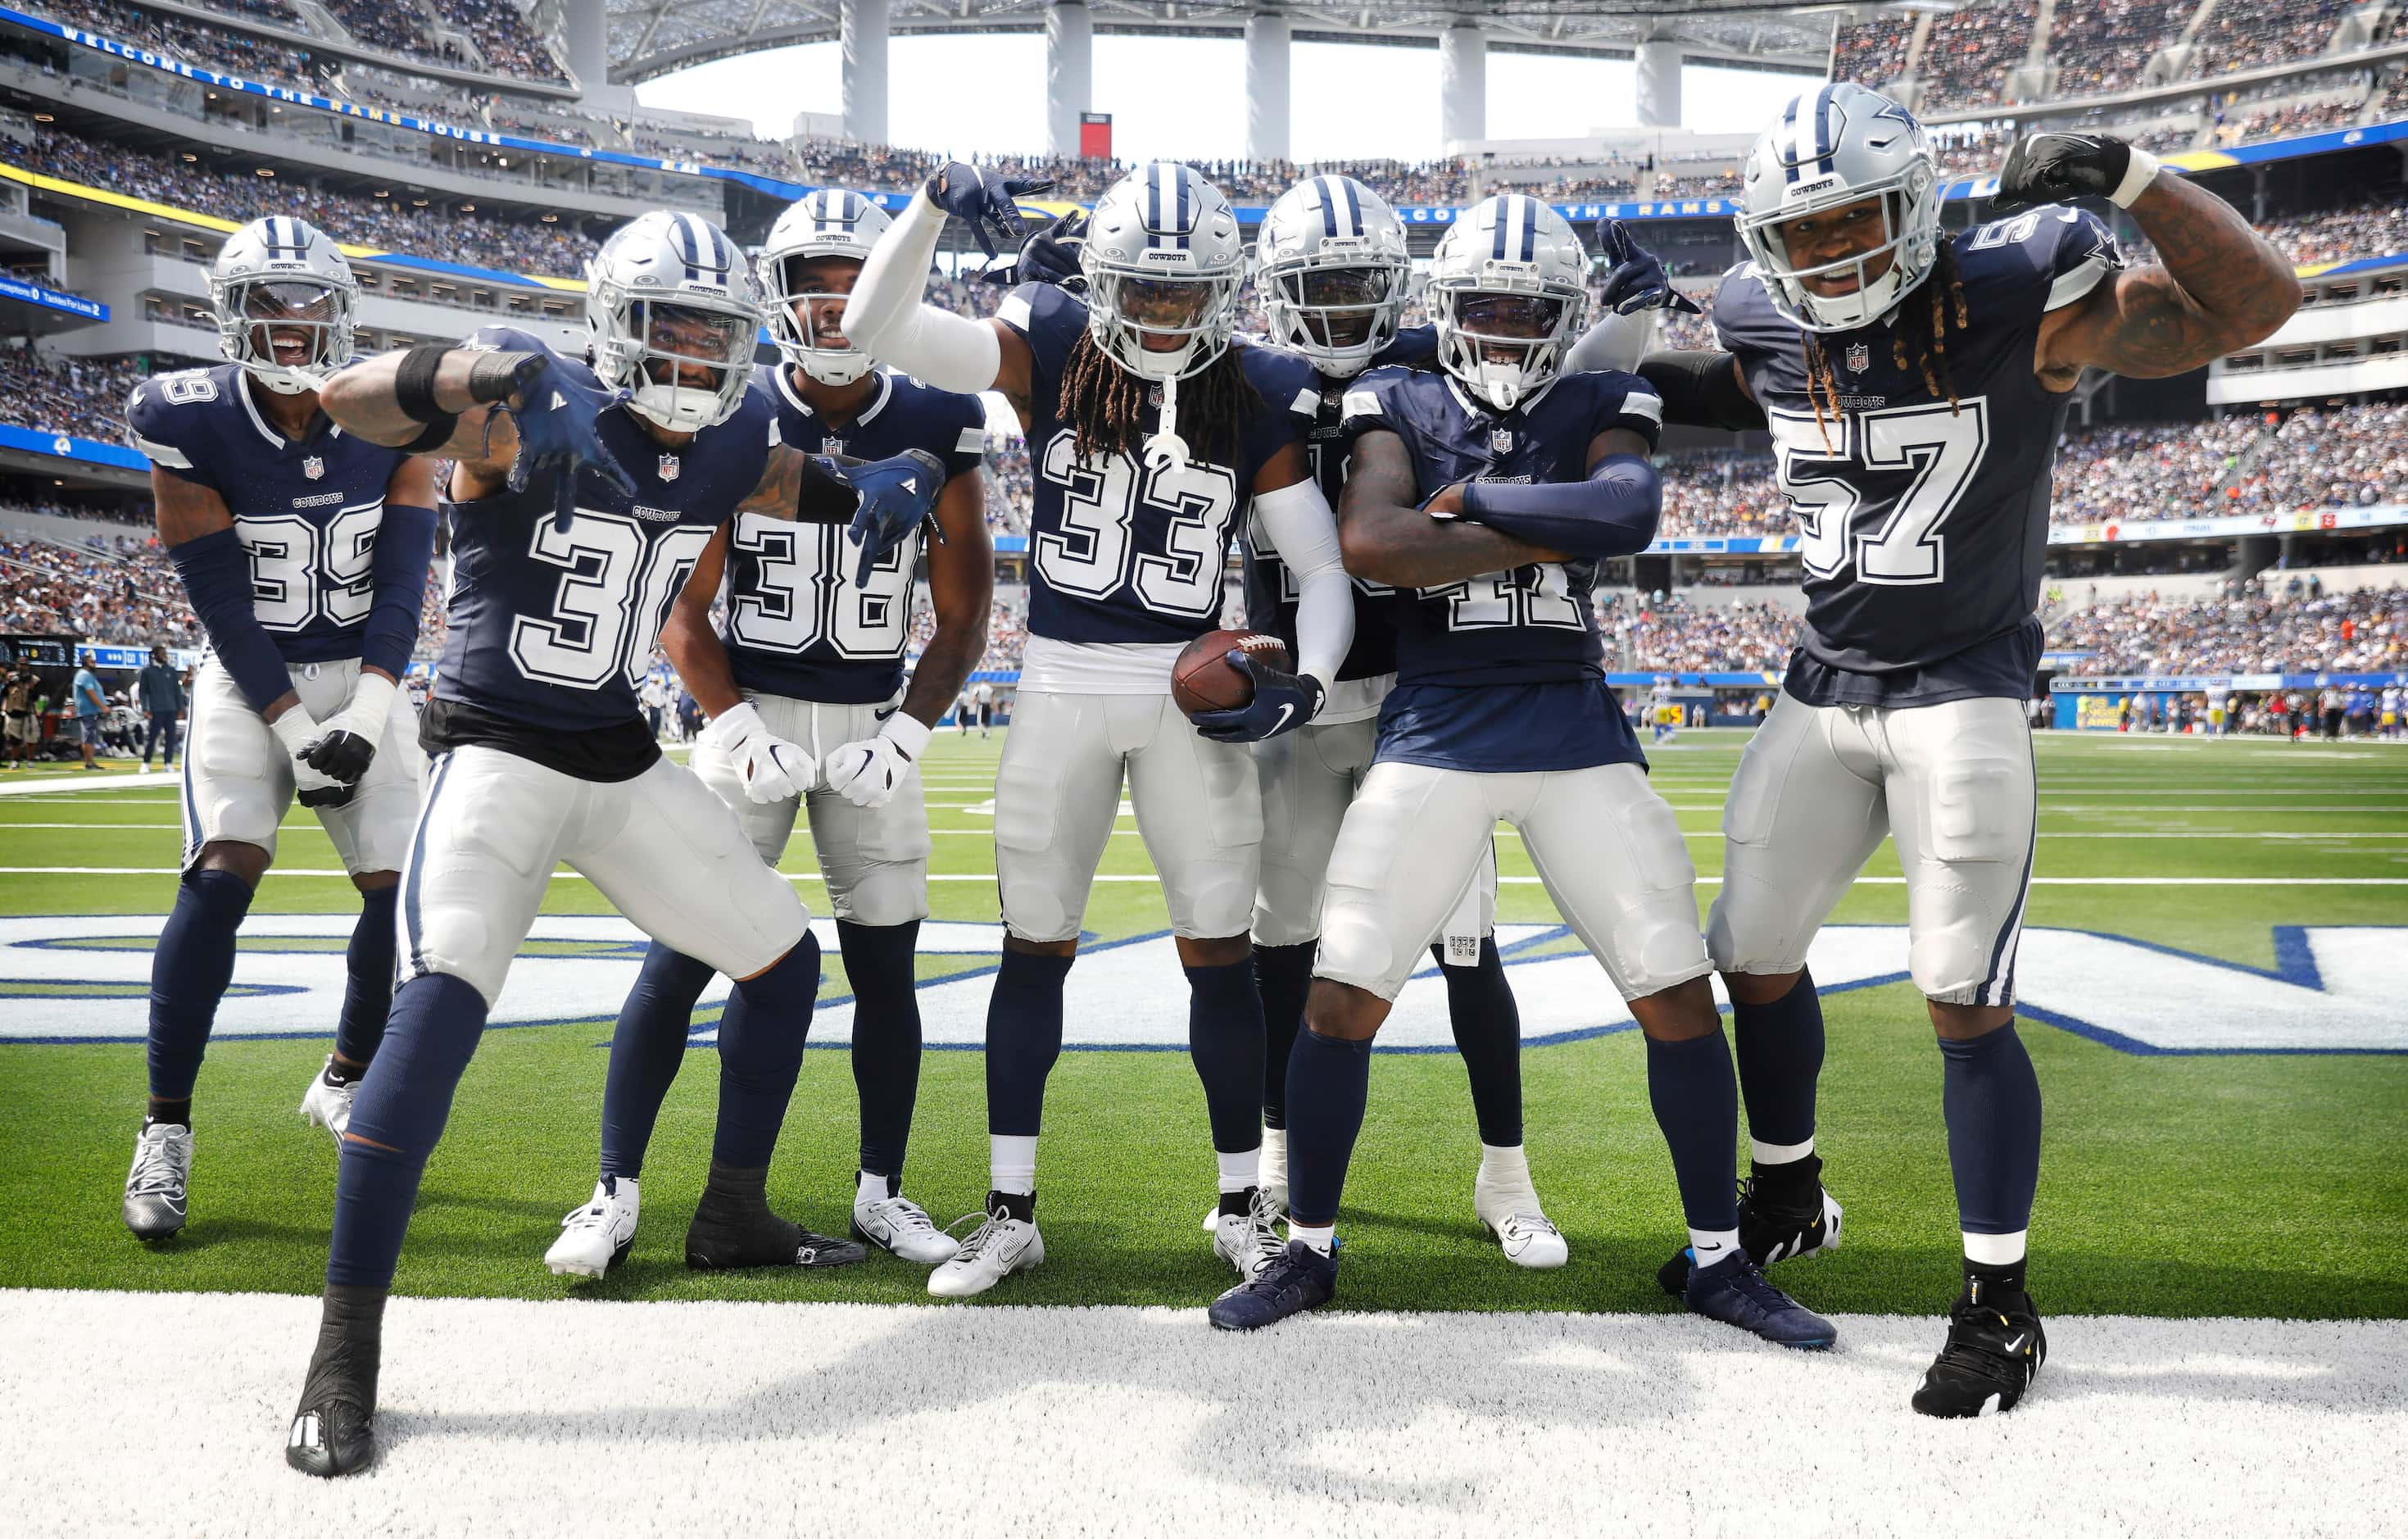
[821,436,847,459]
[658,453,680,482]
[1490,427,1513,454]
[1844,342,1871,374]
[302,455,324,480]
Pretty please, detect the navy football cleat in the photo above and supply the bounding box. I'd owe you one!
[1656,1159,1843,1296]
[684,1191,867,1271]
[1912,1274,2047,1417]
[1208,1238,1336,1331]
[1681,1250,1838,1350]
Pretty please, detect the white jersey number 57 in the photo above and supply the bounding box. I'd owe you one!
[1768,397,1990,586]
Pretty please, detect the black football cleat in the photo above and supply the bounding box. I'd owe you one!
[1656,1156,1844,1296]
[1209,1238,1337,1331]
[1682,1250,1838,1351]
[285,1286,383,1478]
[684,1192,867,1271]
[1912,1274,2047,1418]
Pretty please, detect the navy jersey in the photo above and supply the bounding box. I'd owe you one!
[726,362,986,704]
[1714,205,2123,707]
[1338,365,1664,773]
[126,362,411,665]
[433,326,776,741]
[995,282,1317,644]
[1239,326,1440,687]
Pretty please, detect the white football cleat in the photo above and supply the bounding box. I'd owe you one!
[122,1121,192,1241]
[298,1058,356,1151]
[1210,1186,1286,1280]
[927,1199,1043,1298]
[853,1192,960,1265]
[1476,1169,1569,1269]
[546,1177,639,1278]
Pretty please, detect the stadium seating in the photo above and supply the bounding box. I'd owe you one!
[2049,581,2406,674]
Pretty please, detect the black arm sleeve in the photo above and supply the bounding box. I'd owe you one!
[1635,349,1766,432]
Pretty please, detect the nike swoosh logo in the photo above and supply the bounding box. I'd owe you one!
[2005,1333,2028,1353]
[1696,1242,1724,1253]
[1271,703,1295,733]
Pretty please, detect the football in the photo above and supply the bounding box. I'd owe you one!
[1170,629,1290,716]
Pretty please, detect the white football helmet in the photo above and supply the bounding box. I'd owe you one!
[587,211,764,433]
[1427,195,1590,413]
[1078,161,1246,383]
[1256,175,1411,375]
[207,216,356,396]
[759,188,893,385]
[1735,82,1940,332]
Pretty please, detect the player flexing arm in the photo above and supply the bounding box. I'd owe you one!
[1337,422,1662,587]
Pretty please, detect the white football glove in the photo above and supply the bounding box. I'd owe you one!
[823,710,932,810]
[268,705,353,809]
[701,700,813,805]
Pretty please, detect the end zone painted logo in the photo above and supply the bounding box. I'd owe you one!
[2,918,2400,1056]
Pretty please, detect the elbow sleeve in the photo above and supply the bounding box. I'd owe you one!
[168,526,293,713]
[848,193,1004,393]
[1636,349,1766,432]
[359,502,437,681]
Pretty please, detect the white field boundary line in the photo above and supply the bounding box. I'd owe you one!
[7,866,2406,886]
[0,1290,2397,1539]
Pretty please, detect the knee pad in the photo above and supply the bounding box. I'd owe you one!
[832,864,929,929]
[1705,875,1798,978]
[1908,909,1998,1006]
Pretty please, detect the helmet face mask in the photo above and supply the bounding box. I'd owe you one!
[1080,161,1245,384]
[1257,175,1410,375]
[1736,84,1940,333]
[589,211,764,434]
[208,218,356,396]
[1428,195,1589,413]
[759,189,891,386]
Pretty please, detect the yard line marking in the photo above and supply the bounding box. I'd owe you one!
[7,867,2407,888]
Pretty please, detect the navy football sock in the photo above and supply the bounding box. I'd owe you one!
[839,919,923,1181]
[1252,941,1316,1130]
[598,942,715,1181]
[1282,1026,1371,1228]
[328,972,488,1289]
[1644,1028,1743,1234]
[985,947,1072,1137]
[1731,969,1824,1155]
[1186,956,1267,1155]
[145,867,255,1101]
[1435,937,1523,1148]
[710,932,820,1169]
[1939,1024,2043,1239]
[331,886,399,1068]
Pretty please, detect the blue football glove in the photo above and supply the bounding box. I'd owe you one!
[980,208,1090,293]
[845,447,949,588]
[1191,651,1326,743]
[496,358,638,531]
[1594,220,1704,317]
[927,161,1055,260]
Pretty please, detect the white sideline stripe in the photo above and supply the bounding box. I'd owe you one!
[0,1290,2397,1538]
[6,866,2406,887]
[12,824,2408,847]
[0,771,184,798]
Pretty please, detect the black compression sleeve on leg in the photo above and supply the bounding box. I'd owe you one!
[1636,349,1766,432]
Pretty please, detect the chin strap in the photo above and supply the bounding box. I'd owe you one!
[1144,373,1190,473]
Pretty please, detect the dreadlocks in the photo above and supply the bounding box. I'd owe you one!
[1056,331,1262,465]
[1798,237,1973,447]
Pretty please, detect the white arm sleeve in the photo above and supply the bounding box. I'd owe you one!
[844,189,1004,395]
[1567,306,1656,375]
[1250,474,1353,688]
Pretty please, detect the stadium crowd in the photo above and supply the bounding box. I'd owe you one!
[0,532,200,647]
[2051,580,2407,675]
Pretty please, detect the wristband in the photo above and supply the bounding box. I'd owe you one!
[268,704,323,758]
[879,710,933,762]
[393,343,452,424]
[2110,148,2160,210]
[330,672,397,749]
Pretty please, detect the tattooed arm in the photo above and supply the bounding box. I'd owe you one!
[1337,429,1568,588]
[734,441,867,522]
[2035,174,2301,390]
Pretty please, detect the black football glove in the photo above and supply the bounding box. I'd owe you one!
[926,162,1055,260]
[1190,651,1325,743]
[980,208,1090,293]
[297,729,376,790]
[1594,220,1703,316]
[1992,132,2148,214]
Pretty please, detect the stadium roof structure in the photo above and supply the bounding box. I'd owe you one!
[600,0,1839,87]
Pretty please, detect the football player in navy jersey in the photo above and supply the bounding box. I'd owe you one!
[277,211,946,1478]
[1624,84,2300,1414]
[544,189,996,1280]
[845,160,1356,1297]
[121,216,438,1244]
[1210,196,1831,1355]
[1236,174,1562,1266]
